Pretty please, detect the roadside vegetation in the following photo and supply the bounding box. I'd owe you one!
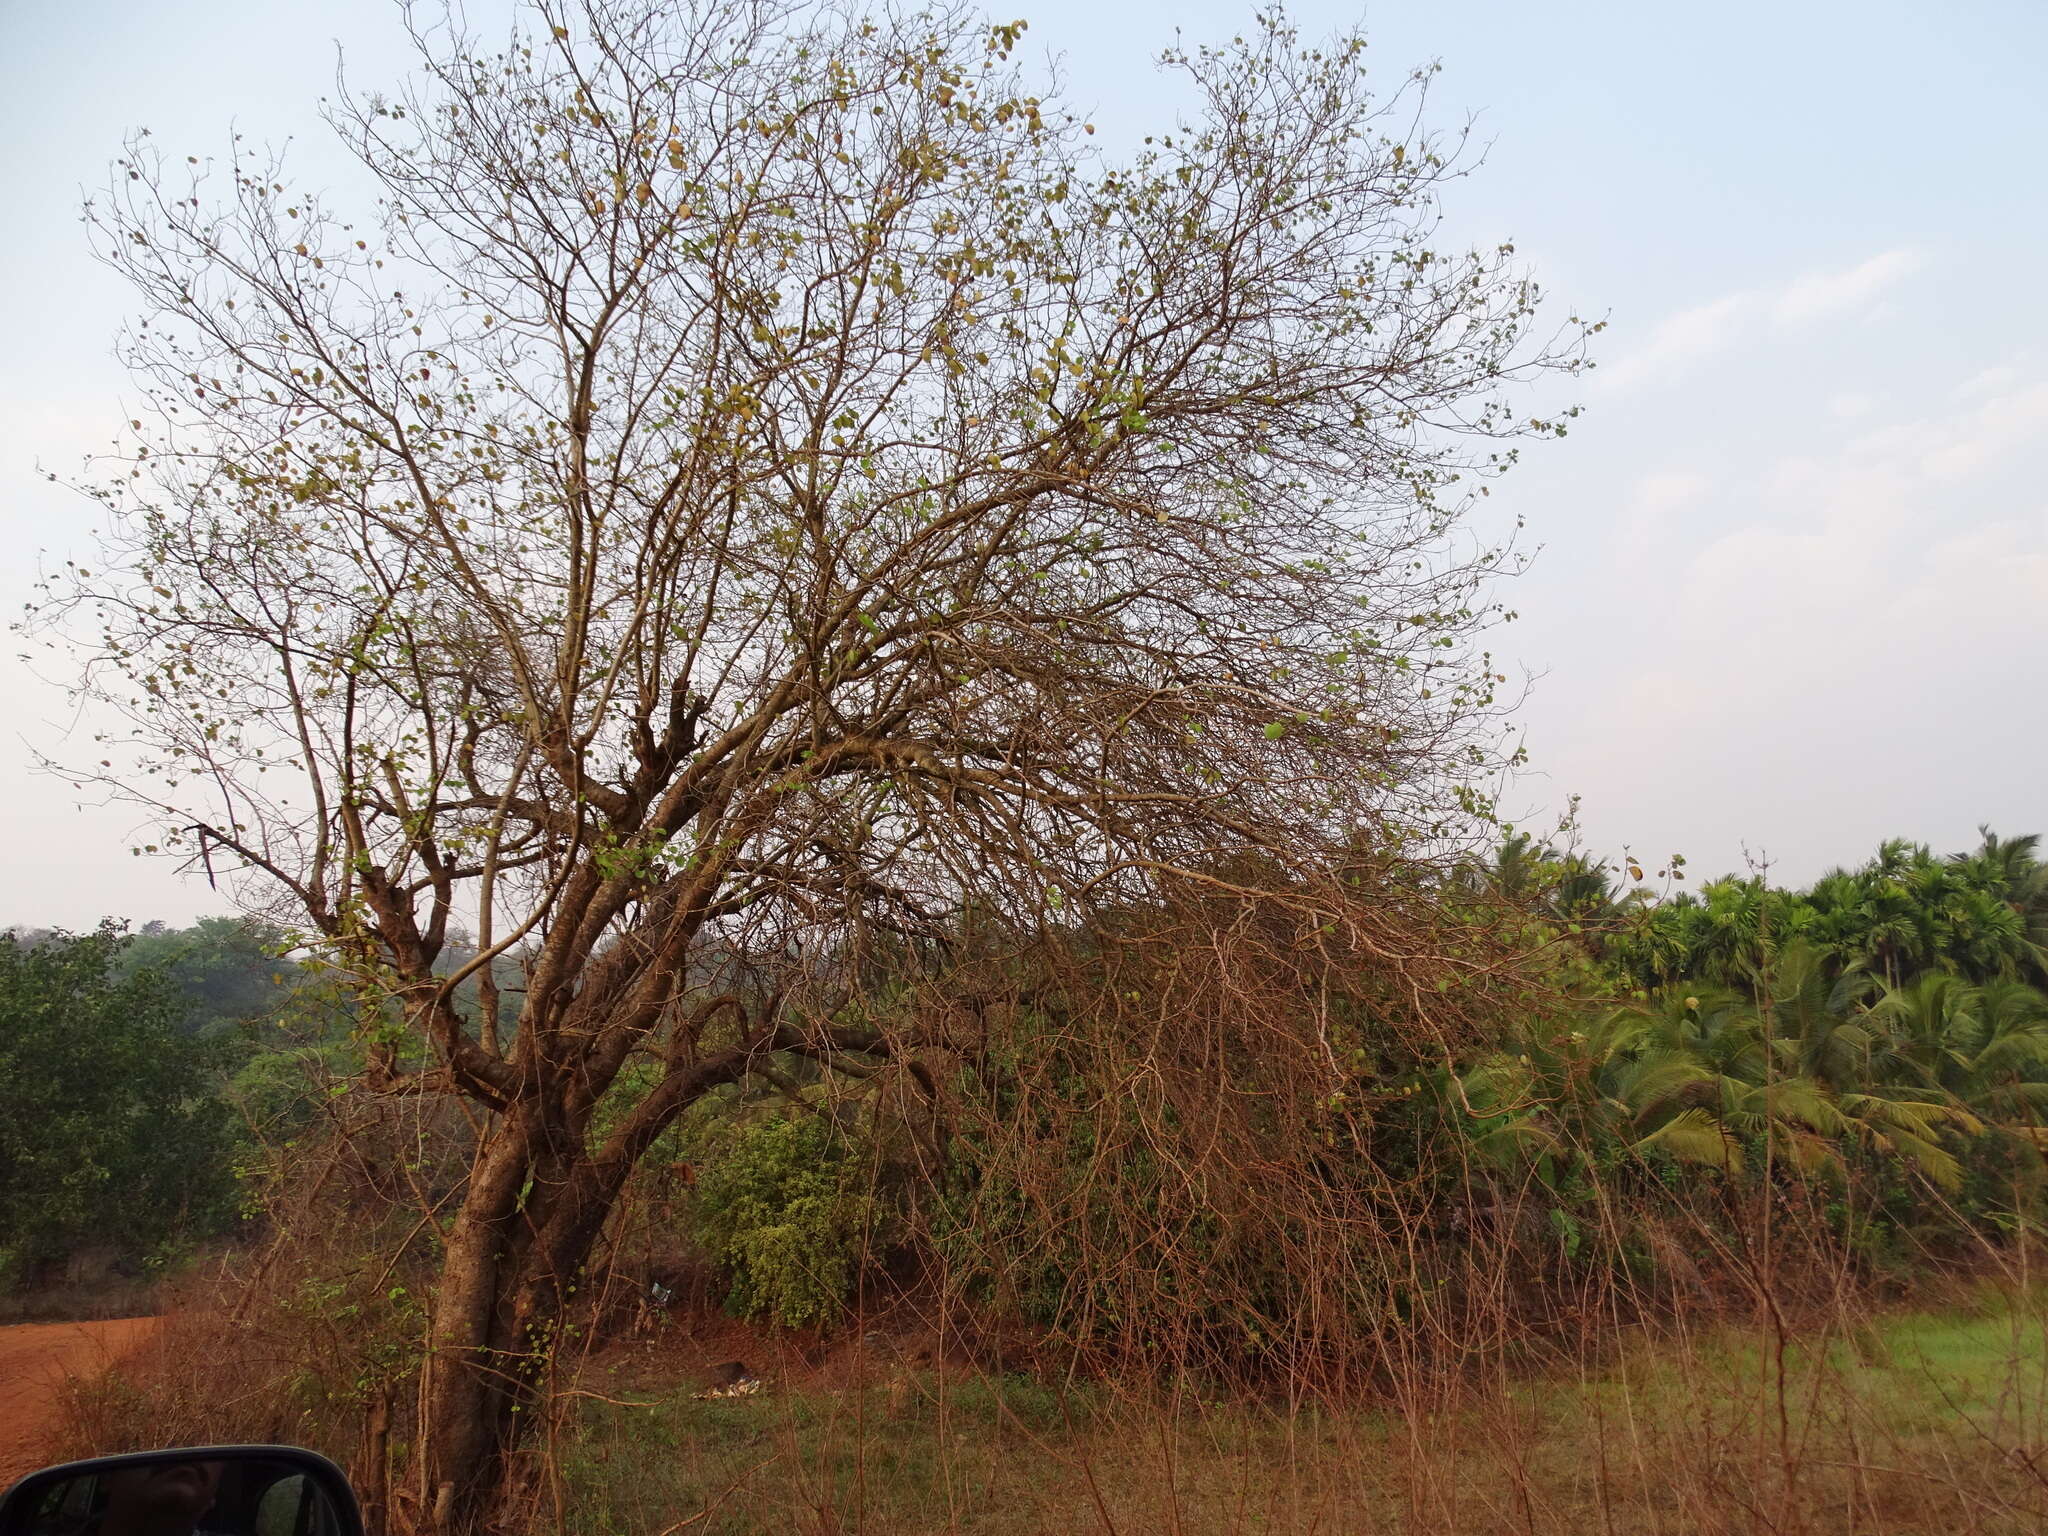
[20,824,2048,1532]
[8,0,2046,1530]
[545,1286,2048,1535]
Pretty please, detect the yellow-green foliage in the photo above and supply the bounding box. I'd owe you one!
[689,1111,877,1328]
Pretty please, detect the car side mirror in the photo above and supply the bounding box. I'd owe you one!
[0,1447,362,1536]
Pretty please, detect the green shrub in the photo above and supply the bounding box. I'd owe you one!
[0,923,240,1275]
[689,1111,876,1327]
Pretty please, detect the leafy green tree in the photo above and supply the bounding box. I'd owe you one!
[1612,832,2048,996]
[115,916,301,1038]
[1949,827,2048,982]
[0,923,239,1280]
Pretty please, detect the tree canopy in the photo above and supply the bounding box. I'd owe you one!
[33,1,1589,1522]
[0,924,238,1277]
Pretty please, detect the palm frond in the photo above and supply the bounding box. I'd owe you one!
[1634,1107,1743,1174]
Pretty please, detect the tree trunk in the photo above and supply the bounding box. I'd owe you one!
[412,1076,733,1529]
[417,1119,538,1533]
[403,984,797,1531]
[415,1170,654,1530]
[358,1387,392,1536]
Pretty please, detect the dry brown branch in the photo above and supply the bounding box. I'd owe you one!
[28,1,1590,1527]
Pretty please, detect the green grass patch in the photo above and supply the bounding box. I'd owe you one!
[559,1293,2048,1534]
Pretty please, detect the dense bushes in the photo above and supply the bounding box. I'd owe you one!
[685,1106,882,1327]
[14,829,2048,1385]
[742,832,2048,1378]
[0,924,242,1283]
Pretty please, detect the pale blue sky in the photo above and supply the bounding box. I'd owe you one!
[3,0,2044,926]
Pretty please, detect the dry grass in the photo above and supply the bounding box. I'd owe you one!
[39,1190,2048,1536]
[43,1275,2048,1533]
[550,1284,2048,1535]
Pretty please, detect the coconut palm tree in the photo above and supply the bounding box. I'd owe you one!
[1952,827,2044,897]
[1470,831,1550,899]
[1686,877,1772,985]
[1865,971,1981,1095]
[1798,868,1877,975]
[1758,939,1878,1092]
[1951,827,2048,984]
[1899,975,2048,1125]
[1937,883,2031,981]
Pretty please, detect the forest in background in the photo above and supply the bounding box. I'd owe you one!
[14,824,2048,1531]
[12,821,2048,1314]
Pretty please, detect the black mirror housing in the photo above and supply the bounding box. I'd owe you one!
[0,1446,363,1536]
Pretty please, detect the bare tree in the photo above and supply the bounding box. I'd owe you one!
[40,0,1588,1525]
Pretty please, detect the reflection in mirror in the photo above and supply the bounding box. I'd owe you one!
[16,1458,345,1536]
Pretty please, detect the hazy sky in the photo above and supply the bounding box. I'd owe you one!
[3,0,2043,928]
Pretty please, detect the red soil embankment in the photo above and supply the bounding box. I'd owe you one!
[0,1317,158,1485]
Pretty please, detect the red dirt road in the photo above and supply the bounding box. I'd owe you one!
[0,1317,158,1485]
